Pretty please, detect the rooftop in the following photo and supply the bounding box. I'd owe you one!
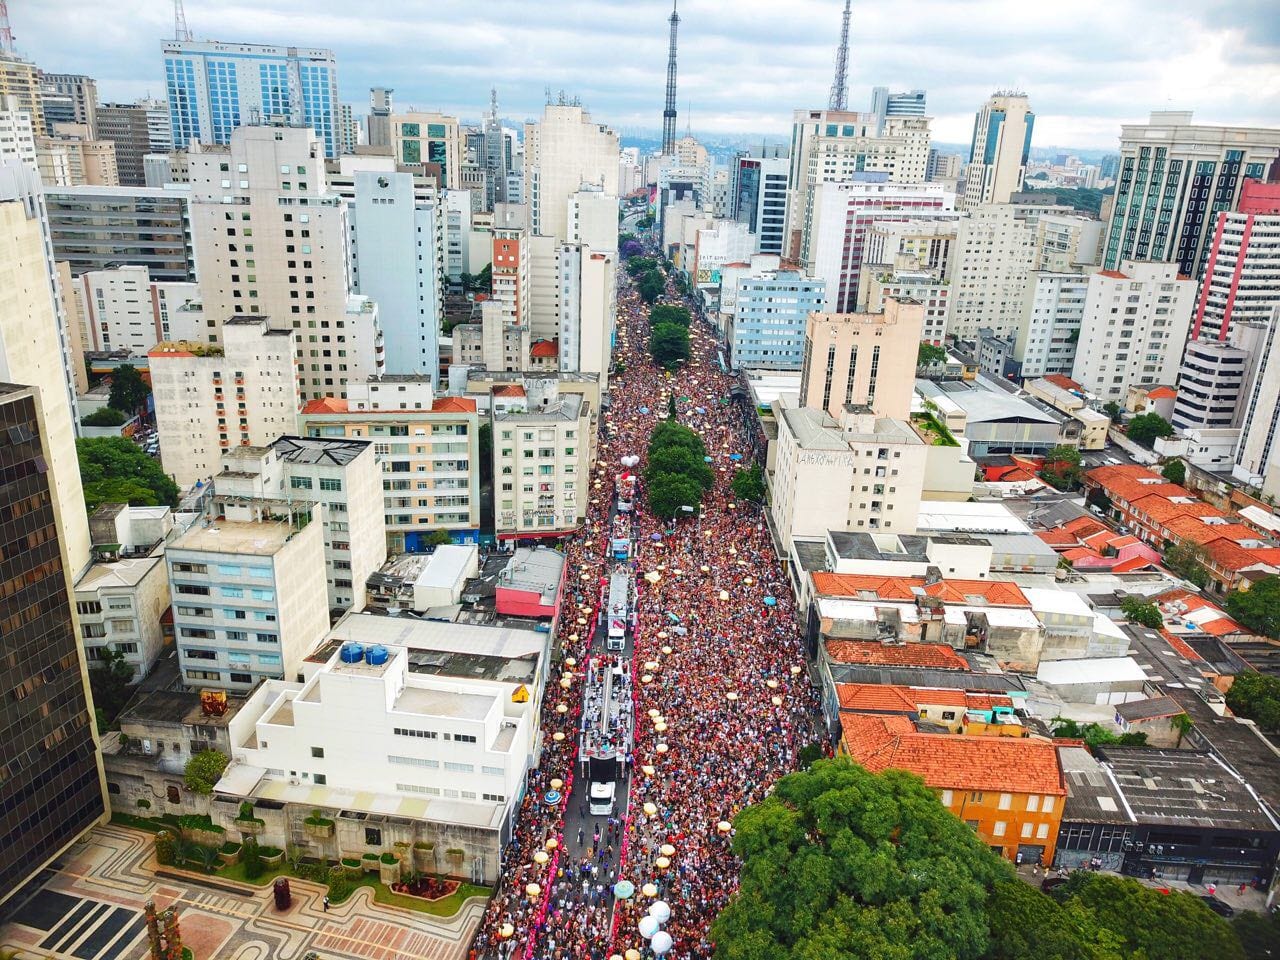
[826,640,970,670]
[1114,696,1186,722]
[170,516,296,556]
[813,572,1029,607]
[496,547,565,600]
[1058,744,1130,824]
[837,683,1012,714]
[272,434,371,467]
[828,662,1028,692]
[75,554,164,591]
[1036,656,1148,686]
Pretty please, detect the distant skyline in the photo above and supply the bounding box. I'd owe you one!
[9,0,1279,150]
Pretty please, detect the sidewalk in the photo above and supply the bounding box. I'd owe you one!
[1014,862,1272,913]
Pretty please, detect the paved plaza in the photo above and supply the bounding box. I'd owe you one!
[0,825,485,960]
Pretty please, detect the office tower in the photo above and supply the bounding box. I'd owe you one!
[444,188,471,282]
[0,93,36,173]
[557,242,615,387]
[860,219,956,279]
[491,202,529,330]
[858,267,950,345]
[1070,261,1196,402]
[1191,180,1280,341]
[1171,323,1269,432]
[482,88,508,207]
[338,103,358,155]
[1234,310,1280,497]
[368,87,393,148]
[805,178,956,312]
[945,204,1036,340]
[732,155,789,255]
[97,99,173,185]
[186,125,384,397]
[798,297,924,421]
[963,92,1035,207]
[784,108,932,258]
[729,269,825,370]
[150,316,298,488]
[74,265,201,353]
[1103,112,1280,277]
[39,72,97,135]
[36,122,119,187]
[162,40,341,157]
[869,87,926,134]
[390,112,460,188]
[348,169,444,382]
[0,51,42,133]
[0,161,91,575]
[44,184,194,282]
[0,383,108,904]
[926,148,961,182]
[1014,272,1089,379]
[523,103,619,242]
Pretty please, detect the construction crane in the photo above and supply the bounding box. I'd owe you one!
[827,0,851,111]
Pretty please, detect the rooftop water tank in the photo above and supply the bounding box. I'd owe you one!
[339,642,365,664]
[366,644,390,666]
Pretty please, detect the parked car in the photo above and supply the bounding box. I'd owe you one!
[1040,876,1069,894]
[1200,895,1235,918]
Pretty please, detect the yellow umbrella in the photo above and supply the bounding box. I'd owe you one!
[534,850,549,864]
[726,691,739,701]
[791,665,803,675]
[673,569,683,576]
[550,777,564,790]
[717,820,732,833]
[656,743,669,753]
[766,678,778,689]
[577,618,588,625]
[545,837,559,850]
[728,546,737,555]
[655,721,668,733]
[771,696,783,706]
[643,801,658,816]
[565,656,577,667]
[661,645,673,655]
[655,856,670,869]
[647,708,660,718]
[642,673,653,683]
[744,577,753,585]
[526,882,541,897]
[641,884,658,898]
[700,565,710,573]
[660,843,676,857]
[553,731,565,742]
[719,590,730,601]
[644,660,660,671]
[657,631,668,639]
[560,677,572,689]
[641,764,656,777]
[556,703,569,714]
[500,923,515,938]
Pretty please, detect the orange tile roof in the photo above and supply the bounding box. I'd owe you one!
[432,397,476,413]
[1111,556,1157,573]
[301,396,349,414]
[1246,547,1280,566]
[1162,515,1257,545]
[1157,629,1207,662]
[825,641,969,670]
[837,684,1014,714]
[493,385,526,397]
[530,339,559,359]
[842,714,1065,796]
[1062,547,1103,563]
[1202,538,1272,573]
[1098,269,1129,279]
[1043,374,1083,392]
[1063,515,1108,536]
[1037,529,1077,547]
[812,573,1028,607]
[1146,386,1177,399]
[1131,495,1221,525]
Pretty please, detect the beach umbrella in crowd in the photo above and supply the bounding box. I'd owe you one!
[763,596,777,607]
[639,916,660,939]
[642,883,659,898]
[534,850,549,864]
[651,931,674,955]
[650,899,672,923]
[526,882,541,898]
[614,879,636,899]
[500,923,514,938]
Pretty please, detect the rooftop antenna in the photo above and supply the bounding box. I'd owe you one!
[173,0,193,41]
[685,100,692,140]
[827,0,851,111]
[0,0,15,54]
[661,0,680,155]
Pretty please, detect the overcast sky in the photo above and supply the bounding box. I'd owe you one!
[11,0,1280,149]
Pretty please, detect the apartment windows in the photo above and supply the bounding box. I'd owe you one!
[311,746,325,758]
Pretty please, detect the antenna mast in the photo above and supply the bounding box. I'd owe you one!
[828,0,851,111]
[0,1,15,54]
[173,0,193,42]
[661,1,679,156]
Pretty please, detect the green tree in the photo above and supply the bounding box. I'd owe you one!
[1119,596,1164,629]
[986,878,1122,960]
[650,321,690,370]
[1103,401,1123,421]
[184,749,230,795]
[731,464,766,503]
[424,530,453,548]
[1053,873,1244,960]
[107,364,151,413]
[635,214,655,229]
[1042,445,1084,490]
[1233,910,1280,959]
[77,437,179,509]
[460,263,492,294]
[1048,718,1148,748]
[646,445,713,491]
[81,406,128,427]
[88,645,135,723]
[636,270,665,304]
[1225,671,1280,731]
[1225,575,1280,639]
[1163,541,1209,588]
[918,342,948,366]
[650,420,707,458]
[650,304,691,328]
[625,256,658,277]
[711,758,1009,960]
[1161,458,1186,485]
[1127,412,1175,449]
[646,473,703,519]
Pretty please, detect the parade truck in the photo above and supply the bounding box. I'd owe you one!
[610,513,633,560]
[616,470,637,512]
[606,570,630,652]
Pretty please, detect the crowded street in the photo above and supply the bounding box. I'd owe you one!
[473,259,825,960]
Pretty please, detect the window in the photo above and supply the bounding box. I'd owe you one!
[389,755,439,768]
[482,765,504,776]
[1041,796,1055,814]
[230,672,252,684]
[319,477,342,491]
[998,793,1012,810]
[940,790,953,806]
[1036,823,1049,840]
[483,793,506,803]
[1021,823,1033,839]
[311,746,324,758]
[443,761,474,773]
[314,774,327,785]
[969,792,984,803]
[1026,795,1039,812]
[993,821,1006,837]
[365,827,381,846]
[290,476,314,490]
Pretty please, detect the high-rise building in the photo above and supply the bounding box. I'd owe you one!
[390,112,461,188]
[729,269,825,370]
[963,92,1034,207]
[523,104,619,242]
[784,108,932,257]
[367,87,393,148]
[926,148,961,183]
[1032,212,1103,273]
[97,99,172,185]
[36,122,119,187]
[0,161,91,576]
[74,265,202,353]
[0,93,37,173]
[39,72,98,135]
[1171,324,1269,432]
[557,242,615,387]
[0,382,108,905]
[798,298,925,421]
[186,125,384,397]
[858,267,950,345]
[491,202,530,331]
[150,317,298,488]
[338,103,359,155]
[1191,180,1280,342]
[1102,112,1280,277]
[732,155,789,255]
[347,168,444,382]
[1070,261,1196,402]
[1233,310,1280,498]
[945,204,1036,340]
[1014,271,1089,379]
[869,87,926,134]
[0,52,44,133]
[805,178,956,312]
[162,40,341,157]
[44,183,195,282]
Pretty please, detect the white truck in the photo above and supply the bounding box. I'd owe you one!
[589,779,616,816]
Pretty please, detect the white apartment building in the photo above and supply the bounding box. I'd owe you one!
[784,108,932,257]
[861,219,956,280]
[557,243,616,389]
[1189,181,1280,342]
[299,376,482,550]
[168,498,329,692]
[217,611,548,881]
[691,219,755,287]
[185,125,384,399]
[1170,322,1269,432]
[1033,213,1102,273]
[1234,310,1280,498]
[74,265,201,354]
[493,378,590,539]
[945,203,1036,340]
[962,93,1034,208]
[491,203,529,328]
[805,179,956,312]
[0,94,37,174]
[523,104,619,242]
[858,268,949,344]
[150,317,298,489]
[444,189,472,282]
[770,401,927,551]
[1070,262,1196,403]
[1015,272,1089,379]
[214,437,386,612]
[567,187,619,253]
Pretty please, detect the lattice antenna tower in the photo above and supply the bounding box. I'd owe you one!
[173,0,193,41]
[661,0,680,155]
[827,0,851,111]
[0,1,15,54]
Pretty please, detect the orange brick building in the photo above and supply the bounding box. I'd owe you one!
[841,713,1066,865]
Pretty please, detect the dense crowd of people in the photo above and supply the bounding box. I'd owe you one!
[474,261,824,960]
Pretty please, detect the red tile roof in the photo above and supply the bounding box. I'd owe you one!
[1161,515,1258,546]
[1098,269,1129,279]
[838,684,1012,714]
[842,714,1065,795]
[1043,374,1083,392]
[1111,556,1158,573]
[1146,386,1177,400]
[431,397,477,414]
[825,641,969,670]
[812,573,1028,606]
[530,339,559,359]
[301,396,349,414]
[1037,529,1077,547]
[1203,538,1272,573]
[493,385,526,397]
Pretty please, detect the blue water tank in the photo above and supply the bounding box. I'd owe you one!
[366,644,390,666]
[339,642,365,664]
